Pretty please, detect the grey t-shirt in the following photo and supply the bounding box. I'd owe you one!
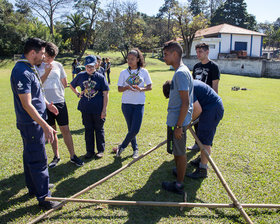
[37,61,67,104]
[167,64,193,127]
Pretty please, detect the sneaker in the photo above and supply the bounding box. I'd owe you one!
[189,156,201,168]
[186,167,208,179]
[70,155,84,166]
[132,150,139,159]
[48,156,60,168]
[162,181,184,195]
[96,152,104,158]
[85,152,94,159]
[187,143,200,151]
[116,146,125,157]
[39,200,61,210]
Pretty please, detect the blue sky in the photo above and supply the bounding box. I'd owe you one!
[9,0,279,23]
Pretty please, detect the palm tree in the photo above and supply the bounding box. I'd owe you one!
[65,13,88,54]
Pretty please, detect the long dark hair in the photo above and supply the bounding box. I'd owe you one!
[127,48,145,68]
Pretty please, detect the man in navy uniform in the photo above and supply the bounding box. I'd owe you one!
[10,38,60,209]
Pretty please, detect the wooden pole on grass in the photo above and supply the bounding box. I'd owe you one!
[28,140,167,224]
[46,197,280,209]
[188,126,254,224]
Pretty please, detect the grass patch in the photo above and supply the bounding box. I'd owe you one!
[0,56,279,223]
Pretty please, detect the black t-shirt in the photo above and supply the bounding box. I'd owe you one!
[192,61,220,88]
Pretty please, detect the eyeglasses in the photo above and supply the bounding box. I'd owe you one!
[86,65,95,69]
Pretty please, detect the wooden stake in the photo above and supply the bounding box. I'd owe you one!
[188,126,254,224]
[46,197,280,209]
[28,140,167,224]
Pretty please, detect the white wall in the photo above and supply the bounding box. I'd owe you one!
[182,58,280,78]
[190,38,221,60]
[221,34,231,53]
[252,36,262,57]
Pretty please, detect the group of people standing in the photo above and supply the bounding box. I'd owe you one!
[10,37,223,211]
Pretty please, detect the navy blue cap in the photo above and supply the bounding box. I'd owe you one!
[84,55,97,66]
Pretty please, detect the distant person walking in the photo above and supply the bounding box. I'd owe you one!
[36,42,84,168]
[72,59,80,80]
[105,57,111,84]
[113,48,152,159]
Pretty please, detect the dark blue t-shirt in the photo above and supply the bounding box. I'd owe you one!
[193,80,221,110]
[10,57,47,124]
[70,71,109,114]
[97,67,105,77]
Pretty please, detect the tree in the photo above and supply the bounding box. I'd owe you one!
[211,0,257,30]
[157,0,178,42]
[16,0,72,35]
[172,3,209,58]
[188,0,207,16]
[101,0,145,61]
[74,0,100,59]
[65,13,88,54]
[208,0,225,19]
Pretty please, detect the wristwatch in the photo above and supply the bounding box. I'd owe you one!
[175,125,182,129]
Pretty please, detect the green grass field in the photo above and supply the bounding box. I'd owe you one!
[0,54,279,224]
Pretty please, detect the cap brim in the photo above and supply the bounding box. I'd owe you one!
[86,62,96,66]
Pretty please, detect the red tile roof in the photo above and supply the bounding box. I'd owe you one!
[195,23,265,37]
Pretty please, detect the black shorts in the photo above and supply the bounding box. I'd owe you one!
[46,102,69,126]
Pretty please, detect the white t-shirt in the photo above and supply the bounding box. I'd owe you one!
[36,61,67,104]
[117,67,152,104]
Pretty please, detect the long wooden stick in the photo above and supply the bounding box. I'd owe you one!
[188,126,254,224]
[46,197,280,209]
[28,140,167,224]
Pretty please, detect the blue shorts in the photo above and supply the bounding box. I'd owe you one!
[46,102,69,126]
[197,102,224,146]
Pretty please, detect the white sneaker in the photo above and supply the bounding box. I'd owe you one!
[132,150,139,159]
[187,143,199,151]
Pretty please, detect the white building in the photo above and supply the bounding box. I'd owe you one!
[190,23,265,59]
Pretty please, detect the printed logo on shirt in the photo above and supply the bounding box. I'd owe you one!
[17,81,23,90]
[83,79,98,100]
[125,74,143,86]
[194,67,209,82]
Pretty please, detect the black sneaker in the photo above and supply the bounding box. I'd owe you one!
[49,156,60,168]
[162,181,184,195]
[39,200,61,210]
[85,152,94,159]
[116,146,125,157]
[190,156,201,168]
[186,167,208,179]
[71,155,84,166]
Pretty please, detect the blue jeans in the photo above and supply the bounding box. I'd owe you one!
[120,104,144,151]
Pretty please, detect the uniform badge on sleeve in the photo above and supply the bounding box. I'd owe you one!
[17,81,23,90]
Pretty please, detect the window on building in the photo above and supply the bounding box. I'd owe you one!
[235,42,247,51]
[209,44,216,49]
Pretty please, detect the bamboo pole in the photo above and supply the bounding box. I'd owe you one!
[28,140,167,224]
[188,126,254,224]
[46,197,280,209]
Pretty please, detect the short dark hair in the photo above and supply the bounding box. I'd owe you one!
[195,43,209,51]
[162,80,171,99]
[163,41,183,58]
[24,38,46,55]
[45,42,59,57]
[127,48,145,68]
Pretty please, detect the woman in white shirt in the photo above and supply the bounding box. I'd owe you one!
[113,48,152,159]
